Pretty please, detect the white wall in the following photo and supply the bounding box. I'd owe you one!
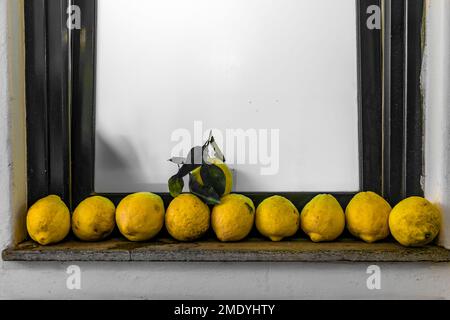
[423,0,450,249]
[95,0,360,194]
[1,0,450,300]
[1,262,450,300]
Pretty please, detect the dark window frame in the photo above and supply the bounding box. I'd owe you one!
[25,0,71,205]
[25,0,424,212]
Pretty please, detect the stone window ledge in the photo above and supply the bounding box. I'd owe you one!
[3,238,450,262]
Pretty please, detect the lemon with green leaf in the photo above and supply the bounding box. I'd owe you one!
[191,158,233,197]
[168,135,232,205]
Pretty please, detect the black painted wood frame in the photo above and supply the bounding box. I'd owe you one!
[25,0,71,206]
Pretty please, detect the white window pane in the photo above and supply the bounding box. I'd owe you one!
[95,0,360,193]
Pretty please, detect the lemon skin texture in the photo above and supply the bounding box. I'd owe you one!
[26,195,71,245]
[301,194,345,242]
[166,193,210,241]
[212,194,255,242]
[72,196,116,241]
[345,191,392,243]
[191,158,233,196]
[256,195,300,241]
[116,192,165,241]
[389,196,441,247]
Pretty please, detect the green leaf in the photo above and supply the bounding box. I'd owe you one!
[168,175,184,198]
[168,134,227,201]
[177,163,201,178]
[189,174,221,205]
[200,164,226,196]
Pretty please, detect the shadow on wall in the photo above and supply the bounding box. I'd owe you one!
[95,134,167,193]
[95,133,139,192]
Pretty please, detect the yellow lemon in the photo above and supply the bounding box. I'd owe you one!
[116,192,165,241]
[26,195,70,245]
[212,194,255,242]
[346,191,391,243]
[166,193,210,241]
[256,195,299,241]
[191,158,233,196]
[301,194,345,242]
[389,197,441,247]
[72,196,116,241]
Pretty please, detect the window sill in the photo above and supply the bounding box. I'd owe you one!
[3,238,450,262]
